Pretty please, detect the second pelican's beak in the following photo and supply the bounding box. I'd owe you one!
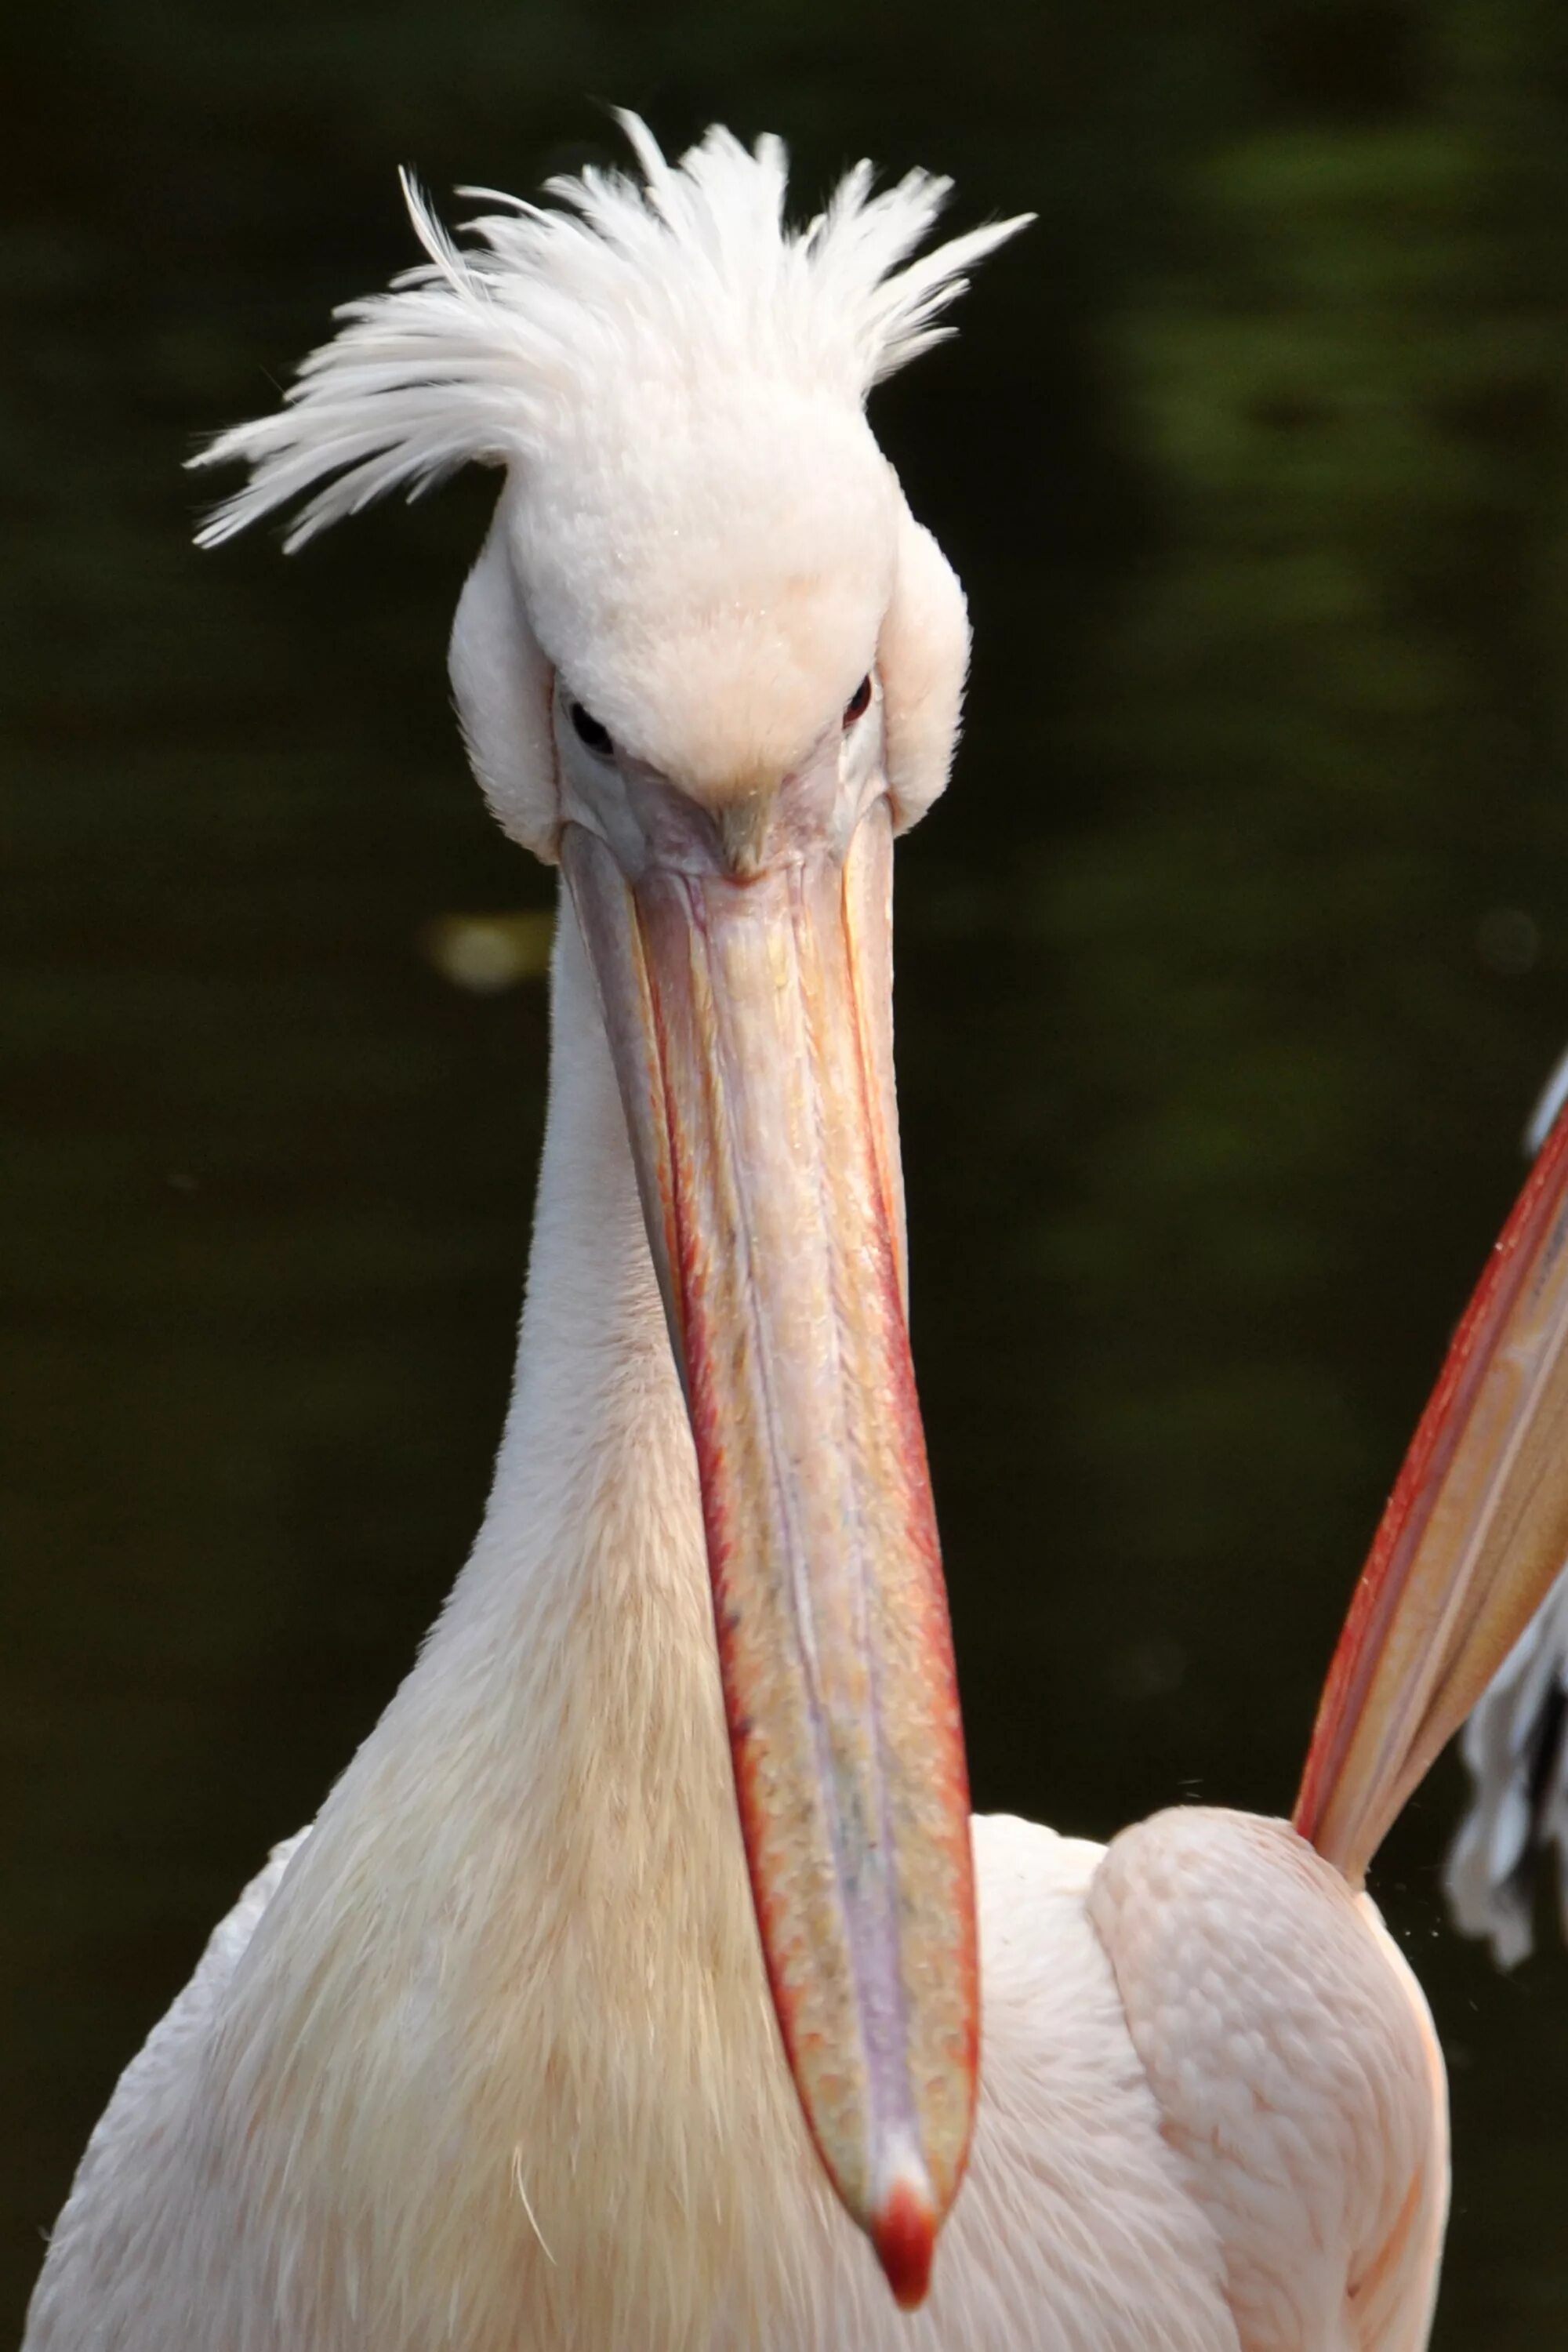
[562,789,976,2307]
[1296,1105,1568,1884]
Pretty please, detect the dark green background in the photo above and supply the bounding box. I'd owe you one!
[5,1,1568,2339]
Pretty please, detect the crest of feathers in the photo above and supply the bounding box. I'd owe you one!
[193,114,1029,550]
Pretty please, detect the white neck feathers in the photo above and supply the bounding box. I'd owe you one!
[200,895,831,2350]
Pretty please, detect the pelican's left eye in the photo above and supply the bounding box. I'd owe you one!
[843,676,873,728]
[569,701,615,757]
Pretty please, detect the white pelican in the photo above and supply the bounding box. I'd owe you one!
[24,120,1568,2352]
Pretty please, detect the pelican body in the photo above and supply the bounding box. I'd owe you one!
[24,122,1567,2351]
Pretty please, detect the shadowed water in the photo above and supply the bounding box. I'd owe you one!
[4,2,1568,2339]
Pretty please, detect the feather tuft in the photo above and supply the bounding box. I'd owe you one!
[191,117,1031,550]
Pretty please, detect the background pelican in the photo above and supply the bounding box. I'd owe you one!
[1448,1563,1568,1963]
[21,121,1568,2352]
[1445,1057,1568,1967]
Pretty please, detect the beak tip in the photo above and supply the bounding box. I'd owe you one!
[869,2167,938,2312]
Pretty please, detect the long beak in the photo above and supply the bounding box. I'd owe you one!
[561,803,977,2307]
[1295,1105,1568,1885]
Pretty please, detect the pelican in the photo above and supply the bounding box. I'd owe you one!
[24,120,1568,2352]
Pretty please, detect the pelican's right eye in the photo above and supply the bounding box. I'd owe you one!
[569,702,614,757]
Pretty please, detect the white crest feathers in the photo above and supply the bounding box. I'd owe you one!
[191,114,1031,550]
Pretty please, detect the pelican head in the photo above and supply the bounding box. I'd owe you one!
[194,118,1030,2307]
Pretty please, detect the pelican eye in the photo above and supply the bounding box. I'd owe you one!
[569,701,614,757]
[843,676,873,728]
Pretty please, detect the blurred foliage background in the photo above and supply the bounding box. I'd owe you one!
[5,0,1568,2339]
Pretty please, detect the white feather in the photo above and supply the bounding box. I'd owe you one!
[1444,1045,1568,1965]
[190,117,1031,553]
[1446,1562,1568,1965]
